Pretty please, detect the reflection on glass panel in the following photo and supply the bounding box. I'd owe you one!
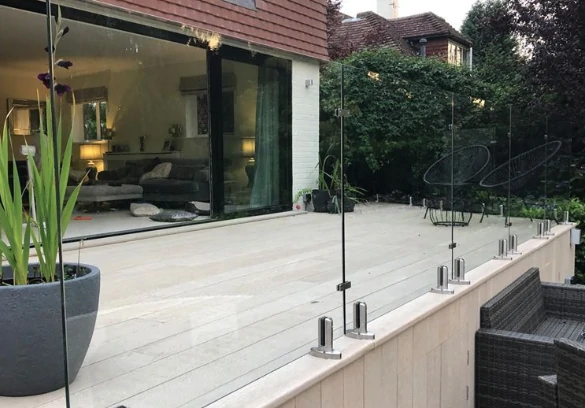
[31,6,212,239]
[339,59,455,325]
[222,58,291,213]
[451,95,514,272]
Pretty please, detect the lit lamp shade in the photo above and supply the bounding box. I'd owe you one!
[242,138,255,158]
[79,144,104,165]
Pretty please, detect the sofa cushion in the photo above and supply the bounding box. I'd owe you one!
[140,178,199,195]
[126,158,161,178]
[150,210,198,222]
[140,162,172,183]
[130,203,161,217]
[169,165,196,181]
[69,169,88,184]
[114,166,130,179]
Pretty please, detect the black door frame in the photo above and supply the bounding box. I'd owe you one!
[207,45,293,218]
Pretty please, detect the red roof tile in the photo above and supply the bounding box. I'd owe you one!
[331,11,416,57]
[390,12,471,46]
[93,0,329,60]
[329,10,471,58]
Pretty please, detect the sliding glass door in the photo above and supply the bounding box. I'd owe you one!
[209,48,292,216]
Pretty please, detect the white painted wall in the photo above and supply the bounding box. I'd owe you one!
[292,59,320,202]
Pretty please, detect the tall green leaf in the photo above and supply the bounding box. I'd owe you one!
[29,97,82,282]
[0,111,31,284]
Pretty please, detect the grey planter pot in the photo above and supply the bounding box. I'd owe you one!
[0,264,100,397]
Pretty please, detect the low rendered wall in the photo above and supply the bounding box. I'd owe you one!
[210,224,575,408]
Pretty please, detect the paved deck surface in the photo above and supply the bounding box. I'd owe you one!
[1,204,535,408]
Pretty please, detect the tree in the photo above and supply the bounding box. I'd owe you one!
[461,0,516,68]
[510,0,585,122]
[320,48,492,195]
[326,0,343,58]
[461,0,528,109]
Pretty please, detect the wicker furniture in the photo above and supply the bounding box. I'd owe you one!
[539,375,558,408]
[475,268,585,408]
[538,339,585,408]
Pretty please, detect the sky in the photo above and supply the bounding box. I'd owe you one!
[341,0,476,30]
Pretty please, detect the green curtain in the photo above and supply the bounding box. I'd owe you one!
[251,66,280,207]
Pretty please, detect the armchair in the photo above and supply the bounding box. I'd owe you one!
[538,339,585,408]
[475,268,585,408]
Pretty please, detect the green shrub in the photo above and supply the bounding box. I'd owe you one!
[557,198,585,283]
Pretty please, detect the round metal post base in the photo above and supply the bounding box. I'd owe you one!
[346,330,375,340]
[310,347,342,360]
[449,279,470,285]
[493,255,513,260]
[431,287,454,295]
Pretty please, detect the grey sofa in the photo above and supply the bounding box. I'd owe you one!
[475,268,585,408]
[538,339,585,408]
[99,158,209,204]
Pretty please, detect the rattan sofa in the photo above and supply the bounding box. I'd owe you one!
[475,267,585,408]
[538,339,585,408]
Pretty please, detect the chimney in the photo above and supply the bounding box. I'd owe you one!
[377,0,398,19]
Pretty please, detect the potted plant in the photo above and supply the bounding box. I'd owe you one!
[312,155,365,213]
[326,156,366,213]
[293,187,313,211]
[0,13,100,397]
[311,155,335,213]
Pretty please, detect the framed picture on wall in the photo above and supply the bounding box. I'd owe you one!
[196,93,209,136]
[184,90,235,138]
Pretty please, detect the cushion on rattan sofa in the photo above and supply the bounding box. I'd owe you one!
[475,268,585,408]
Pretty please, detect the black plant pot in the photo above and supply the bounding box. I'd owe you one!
[328,194,356,213]
[343,197,356,212]
[312,189,331,213]
[0,263,100,396]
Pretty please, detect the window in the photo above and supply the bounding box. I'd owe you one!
[80,101,107,140]
[448,41,470,68]
[7,99,45,136]
[69,87,109,141]
[223,0,256,9]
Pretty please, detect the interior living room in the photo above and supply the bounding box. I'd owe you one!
[1,2,293,240]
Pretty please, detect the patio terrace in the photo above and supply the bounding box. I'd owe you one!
[1,203,535,408]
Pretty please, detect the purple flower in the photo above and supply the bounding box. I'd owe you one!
[44,46,56,53]
[54,83,71,96]
[56,59,73,69]
[62,27,70,36]
[37,73,51,89]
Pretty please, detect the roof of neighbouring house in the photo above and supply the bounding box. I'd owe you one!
[331,11,417,56]
[389,12,472,46]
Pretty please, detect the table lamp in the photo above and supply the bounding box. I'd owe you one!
[79,144,103,181]
[242,137,256,187]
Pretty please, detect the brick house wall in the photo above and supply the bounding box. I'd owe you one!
[425,38,448,61]
[292,60,320,199]
[94,0,329,60]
